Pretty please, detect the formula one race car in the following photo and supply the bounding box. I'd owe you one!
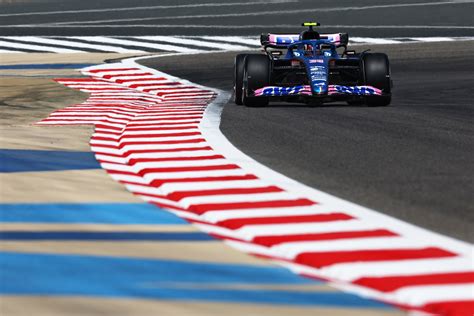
[234,22,392,107]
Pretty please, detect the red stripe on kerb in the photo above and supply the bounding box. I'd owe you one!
[128,155,225,165]
[132,115,203,121]
[115,138,207,146]
[253,229,398,246]
[120,146,213,155]
[139,164,240,174]
[168,186,284,201]
[95,133,207,141]
[136,112,204,117]
[103,73,153,79]
[116,77,168,83]
[150,174,259,186]
[129,82,182,88]
[127,121,201,126]
[124,126,199,132]
[95,124,123,131]
[354,271,474,292]
[217,212,353,230]
[422,300,474,316]
[188,199,316,215]
[295,247,457,268]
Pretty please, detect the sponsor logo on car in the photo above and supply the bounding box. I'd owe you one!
[311,73,326,81]
[310,66,325,72]
[275,36,298,44]
[330,85,381,95]
[309,59,324,63]
[261,86,305,96]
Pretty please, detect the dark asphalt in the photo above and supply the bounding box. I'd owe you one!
[140,41,474,242]
[1,0,473,37]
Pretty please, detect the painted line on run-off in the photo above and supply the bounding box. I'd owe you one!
[37,54,474,316]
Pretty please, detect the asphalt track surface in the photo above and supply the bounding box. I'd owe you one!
[140,40,474,243]
[1,0,474,37]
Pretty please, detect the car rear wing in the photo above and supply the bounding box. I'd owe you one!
[260,33,349,48]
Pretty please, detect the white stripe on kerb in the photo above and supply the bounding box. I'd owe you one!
[143,169,248,181]
[391,284,474,306]
[234,220,387,239]
[322,257,474,282]
[178,192,300,208]
[270,237,430,259]
[201,205,334,223]
[158,180,271,194]
[101,159,232,171]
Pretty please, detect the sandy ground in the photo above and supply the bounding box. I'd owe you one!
[1,296,401,316]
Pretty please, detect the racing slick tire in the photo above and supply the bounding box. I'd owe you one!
[242,54,270,107]
[361,53,392,107]
[234,54,247,105]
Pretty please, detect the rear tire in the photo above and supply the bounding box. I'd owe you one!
[234,54,247,105]
[361,53,392,107]
[242,54,270,107]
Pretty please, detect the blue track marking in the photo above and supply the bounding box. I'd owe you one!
[0,231,213,241]
[0,149,101,172]
[0,252,390,308]
[0,63,94,70]
[0,203,187,224]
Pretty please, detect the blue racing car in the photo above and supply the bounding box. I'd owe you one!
[234,22,392,107]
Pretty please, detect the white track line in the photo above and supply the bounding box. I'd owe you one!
[136,36,253,51]
[1,36,147,53]
[70,36,204,53]
[0,0,297,17]
[0,39,83,53]
[198,36,261,47]
[48,1,474,25]
[350,37,402,44]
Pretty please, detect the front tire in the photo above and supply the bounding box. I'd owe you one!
[361,53,392,107]
[234,54,247,105]
[242,54,270,107]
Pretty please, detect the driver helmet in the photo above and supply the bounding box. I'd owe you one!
[299,29,320,41]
